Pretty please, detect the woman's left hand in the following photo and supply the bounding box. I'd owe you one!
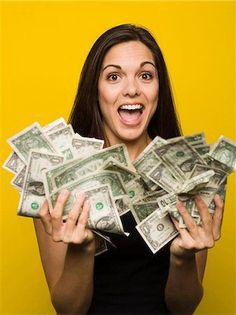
[170,194,224,258]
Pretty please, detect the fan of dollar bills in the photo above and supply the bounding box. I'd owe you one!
[3,117,236,254]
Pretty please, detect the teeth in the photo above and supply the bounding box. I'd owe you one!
[119,104,143,110]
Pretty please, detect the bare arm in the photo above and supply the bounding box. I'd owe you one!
[165,251,205,315]
[34,191,96,315]
[165,194,224,315]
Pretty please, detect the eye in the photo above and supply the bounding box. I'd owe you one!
[140,72,153,80]
[107,73,120,81]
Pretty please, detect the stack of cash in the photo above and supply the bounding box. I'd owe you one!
[3,118,236,254]
[132,134,236,252]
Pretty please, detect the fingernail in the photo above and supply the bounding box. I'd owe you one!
[76,191,85,199]
[85,198,90,206]
[195,195,201,201]
[60,189,69,196]
[176,200,183,207]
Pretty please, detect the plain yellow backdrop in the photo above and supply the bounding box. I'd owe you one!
[0,1,235,314]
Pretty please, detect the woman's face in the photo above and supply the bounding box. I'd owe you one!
[98,41,159,145]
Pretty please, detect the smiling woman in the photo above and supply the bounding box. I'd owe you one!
[33,24,225,315]
[69,24,181,145]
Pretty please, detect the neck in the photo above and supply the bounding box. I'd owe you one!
[125,138,151,161]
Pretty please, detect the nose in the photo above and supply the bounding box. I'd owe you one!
[122,78,141,97]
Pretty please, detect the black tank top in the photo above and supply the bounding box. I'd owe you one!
[88,211,171,315]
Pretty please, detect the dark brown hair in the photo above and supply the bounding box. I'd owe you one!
[69,24,181,140]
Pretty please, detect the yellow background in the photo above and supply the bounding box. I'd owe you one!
[0,1,235,314]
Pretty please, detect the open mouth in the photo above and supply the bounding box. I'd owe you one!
[118,104,144,124]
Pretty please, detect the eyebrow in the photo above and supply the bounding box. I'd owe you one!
[102,61,156,72]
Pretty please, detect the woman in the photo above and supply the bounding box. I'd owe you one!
[34,24,224,315]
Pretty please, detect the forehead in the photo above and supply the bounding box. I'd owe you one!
[102,41,155,66]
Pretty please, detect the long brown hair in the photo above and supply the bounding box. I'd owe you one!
[69,24,182,140]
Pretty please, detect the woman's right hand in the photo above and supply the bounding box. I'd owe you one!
[39,190,95,249]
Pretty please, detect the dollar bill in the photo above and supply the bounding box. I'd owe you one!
[61,146,76,161]
[115,196,132,216]
[190,164,226,187]
[185,132,206,145]
[156,169,216,224]
[133,136,167,191]
[135,189,167,203]
[133,151,162,191]
[154,138,206,181]
[188,164,227,216]
[132,201,161,224]
[204,155,232,174]
[47,170,127,206]
[101,158,146,202]
[42,117,67,134]
[136,211,178,253]
[47,125,75,153]
[147,160,182,193]
[208,178,227,213]
[93,230,115,248]
[18,150,64,217]
[102,158,137,184]
[95,235,108,256]
[168,133,206,147]
[194,144,210,156]
[156,192,178,215]
[98,159,136,214]
[209,136,236,170]
[11,166,27,190]
[72,134,104,158]
[180,170,215,194]
[133,135,167,165]
[7,122,57,163]
[52,184,126,235]
[3,151,25,174]
[44,144,130,195]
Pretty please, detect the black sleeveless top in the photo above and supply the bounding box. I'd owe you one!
[88,211,171,315]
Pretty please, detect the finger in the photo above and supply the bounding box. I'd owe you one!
[212,194,224,240]
[170,216,197,250]
[39,200,52,235]
[51,189,69,241]
[67,192,86,225]
[176,201,199,237]
[194,195,212,232]
[170,215,180,231]
[171,216,191,239]
[68,199,93,244]
[81,200,95,242]
[77,198,90,227]
[63,192,86,243]
[74,199,91,243]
